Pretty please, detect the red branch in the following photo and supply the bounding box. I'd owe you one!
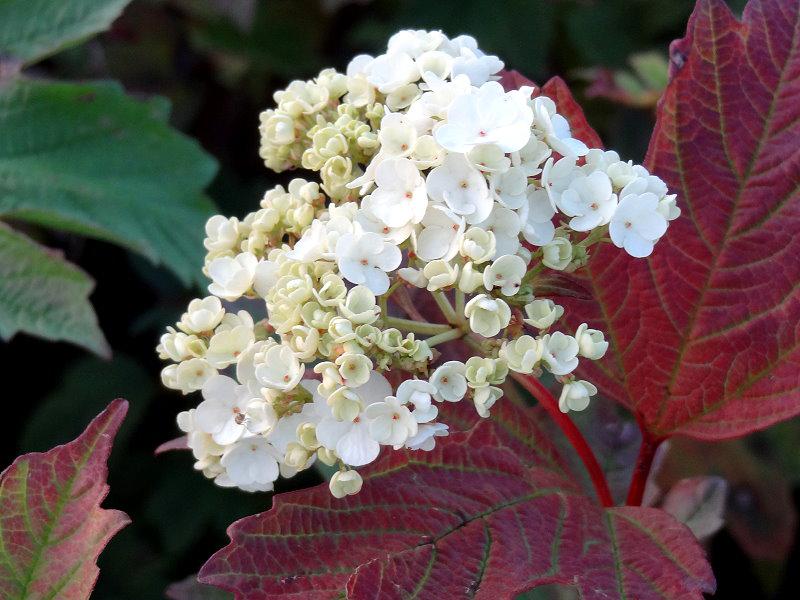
[625,419,663,506]
[513,373,614,507]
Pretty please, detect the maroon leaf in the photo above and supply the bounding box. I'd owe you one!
[558,0,800,439]
[199,422,713,599]
[0,399,130,600]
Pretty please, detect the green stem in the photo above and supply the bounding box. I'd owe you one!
[383,316,451,335]
[425,327,465,347]
[454,290,466,322]
[432,291,458,324]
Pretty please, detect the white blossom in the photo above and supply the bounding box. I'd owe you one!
[464,294,511,337]
[558,380,597,413]
[426,153,493,224]
[335,229,402,294]
[541,332,579,376]
[207,252,258,301]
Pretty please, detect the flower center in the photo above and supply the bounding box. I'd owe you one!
[460,180,469,189]
[478,129,487,137]
[405,191,413,199]
[624,221,632,229]
[360,258,369,266]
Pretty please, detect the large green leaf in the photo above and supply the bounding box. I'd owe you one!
[0,222,108,355]
[0,78,217,285]
[0,0,131,65]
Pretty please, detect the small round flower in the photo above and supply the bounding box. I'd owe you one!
[523,299,564,329]
[170,358,217,394]
[423,259,459,291]
[366,53,420,93]
[464,294,512,337]
[207,252,258,301]
[609,191,668,258]
[416,205,464,262]
[336,353,374,387]
[204,215,240,254]
[220,436,281,490]
[339,285,381,325]
[575,323,609,360]
[541,332,579,376]
[557,171,617,232]
[430,361,468,402]
[329,469,363,498]
[482,254,527,296]
[195,375,253,445]
[396,379,438,422]
[405,422,449,451]
[500,335,544,374]
[254,344,305,391]
[179,296,225,334]
[458,261,484,293]
[335,229,402,295]
[490,166,528,209]
[465,356,508,388]
[519,187,556,246]
[474,385,503,418]
[475,205,521,256]
[205,325,255,369]
[460,227,496,264]
[531,96,588,158]
[558,380,597,413]
[541,236,573,271]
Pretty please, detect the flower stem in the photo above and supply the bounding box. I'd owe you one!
[432,291,458,324]
[454,290,466,322]
[425,327,465,348]
[511,372,614,507]
[625,421,662,506]
[382,316,452,336]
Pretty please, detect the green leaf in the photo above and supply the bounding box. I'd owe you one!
[0,0,131,65]
[0,78,218,286]
[0,222,108,355]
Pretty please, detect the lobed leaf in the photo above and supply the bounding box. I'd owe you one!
[0,399,130,599]
[0,222,108,355]
[0,0,131,65]
[556,0,800,439]
[0,78,218,286]
[199,422,714,599]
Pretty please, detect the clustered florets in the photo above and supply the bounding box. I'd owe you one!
[157,29,678,498]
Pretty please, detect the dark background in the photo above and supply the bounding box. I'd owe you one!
[1,0,797,598]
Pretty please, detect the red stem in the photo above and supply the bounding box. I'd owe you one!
[513,373,614,507]
[625,421,662,506]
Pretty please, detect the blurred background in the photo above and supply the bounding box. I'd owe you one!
[1,0,797,598]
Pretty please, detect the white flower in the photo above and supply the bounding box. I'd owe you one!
[523,299,563,329]
[430,361,468,402]
[335,229,402,295]
[542,236,572,270]
[207,252,258,301]
[167,358,216,394]
[575,323,609,360]
[490,166,528,209]
[531,96,588,158]
[365,395,418,446]
[205,325,255,369]
[397,266,428,287]
[541,156,579,209]
[500,335,544,374]
[368,158,427,227]
[377,112,418,157]
[475,205,522,256]
[410,135,446,169]
[435,81,532,153]
[220,436,280,490]
[336,353,373,387]
[468,144,511,173]
[460,227,496,264]
[519,187,555,246]
[179,296,225,334]
[416,50,453,80]
[483,254,526,296]
[387,29,444,57]
[458,261,484,293]
[195,375,254,445]
[447,36,504,85]
[426,153,492,224]
[464,294,511,337]
[339,285,380,324]
[253,259,280,298]
[558,380,597,413]
[157,329,204,362]
[541,332,579,376]
[356,199,414,245]
[316,371,391,466]
[329,469,363,498]
[423,259,459,291]
[366,53,419,93]
[556,171,617,232]
[658,194,681,221]
[474,385,503,417]
[415,205,465,262]
[396,379,438,422]
[405,422,449,450]
[204,215,240,254]
[254,343,305,391]
[610,191,668,258]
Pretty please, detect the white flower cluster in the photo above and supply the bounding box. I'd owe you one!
[158,30,678,497]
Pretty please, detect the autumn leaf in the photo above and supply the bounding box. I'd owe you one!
[198,420,713,599]
[555,0,800,439]
[0,400,130,600]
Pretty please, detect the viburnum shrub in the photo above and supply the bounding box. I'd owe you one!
[149,0,799,598]
[156,30,678,498]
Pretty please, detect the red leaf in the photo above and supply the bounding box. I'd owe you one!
[558,0,800,439]
[0,399,130,600]
[199,422,713,599]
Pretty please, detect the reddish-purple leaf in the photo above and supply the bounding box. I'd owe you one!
[558,0,800,439]
[0,399,130,600]
[199,422,713,599]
